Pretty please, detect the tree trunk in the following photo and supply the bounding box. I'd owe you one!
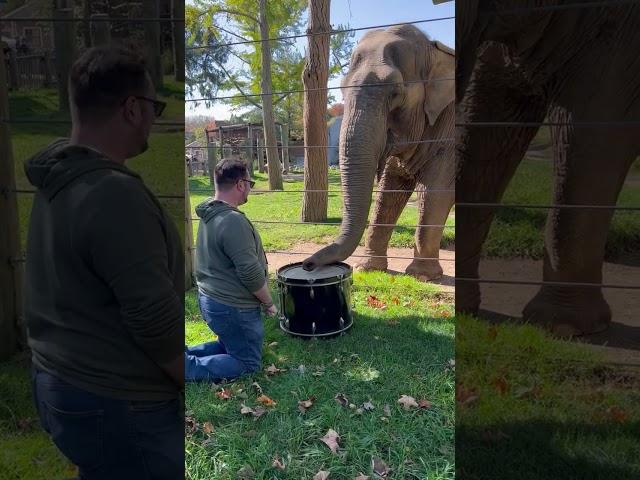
[172,0,185,81]
[301,0,330,221]
[53,4,76,112]
[259,0,283,190]
[207,142,217,193]
[184,163,194,289]
[90,14,111,46]
[142,0,163,90]
[257,136,265,173]
[0,47,23,360]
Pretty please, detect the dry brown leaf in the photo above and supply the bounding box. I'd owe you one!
[272,455,285,470]
[265,364,286,375]
[397,395,419,411]
[257,395,277,407]
[372,457,390,477]
[514,384,541,399]
[215,388,233,400]
[16,418,33,432]
[391,297,400,305]
[493,377,509,395]
[320,429,340,454]
[383,404,391,417]
[418,399,432,409]
[298,396,316,413]
[334,393,349,408]
[240,404,267,419]
[314,471,330,480]
[488,325,498,341]
[202,421,214,435]
[367,295,387,309]
[185,416,197,434]
[363,401,375,411]
[456,384,479,406]
[251,382,263,395]
[608,406,629,423]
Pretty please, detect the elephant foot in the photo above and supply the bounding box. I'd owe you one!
[405,259,443,282]
[522,287,611,338]
[354,255,388,272]
[455,282,481,316]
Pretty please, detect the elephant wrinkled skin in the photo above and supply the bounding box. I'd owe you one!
[456,1,640,336]
[303,25,455,282]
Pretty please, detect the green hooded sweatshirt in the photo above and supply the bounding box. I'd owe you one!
[24,139,183,401]
[194,199,268,308]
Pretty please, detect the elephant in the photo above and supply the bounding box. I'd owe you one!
[456,1,640,336]
[302,24,455,281]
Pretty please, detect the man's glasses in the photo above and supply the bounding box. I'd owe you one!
[240,179,256,188]
[123,96,167,117]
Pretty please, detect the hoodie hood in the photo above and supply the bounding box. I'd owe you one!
[195,198,242,223]
[24,138,139,201]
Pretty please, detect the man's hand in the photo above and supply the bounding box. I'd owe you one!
[265,304,278,317]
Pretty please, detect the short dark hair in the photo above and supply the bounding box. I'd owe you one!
[214,158,249,191]
[69,45,150,122]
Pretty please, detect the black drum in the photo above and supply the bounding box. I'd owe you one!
[276,262,354,338]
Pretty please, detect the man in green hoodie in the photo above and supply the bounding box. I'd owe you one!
[24,45,183,479]
[185,158,277,382]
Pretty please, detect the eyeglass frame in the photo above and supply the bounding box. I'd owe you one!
[121,95,167,117]
[239,178,256,188]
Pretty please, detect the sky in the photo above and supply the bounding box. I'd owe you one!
[186,0,455,119]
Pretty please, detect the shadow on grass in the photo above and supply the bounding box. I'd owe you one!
[457,420,640,480]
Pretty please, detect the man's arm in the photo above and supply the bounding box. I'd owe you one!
[83,176,184,389]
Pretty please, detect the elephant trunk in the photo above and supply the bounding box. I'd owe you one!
[303,100,387,270]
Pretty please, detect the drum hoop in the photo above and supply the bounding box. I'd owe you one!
[278,318,353,338]
[276,262,352,284]
[277,279,349,288]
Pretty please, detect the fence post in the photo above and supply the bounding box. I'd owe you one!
[207,141,217,194]
[281,123,290,173]
[41,52,52,87]
[0,47,23,361]
[257,136,265,173]
[7,49,18,90]
[184,163,194,289]
[53,5,76,112]
[90,13,111,46]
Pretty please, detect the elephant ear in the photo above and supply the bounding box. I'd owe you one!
[424,41,455,126]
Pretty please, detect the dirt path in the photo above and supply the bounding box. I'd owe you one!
[266,242,455,295]
[478,258,640,364]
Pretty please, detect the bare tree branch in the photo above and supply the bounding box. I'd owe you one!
[212,8,259,25]
[273,93,291,106]
[215,60,262,110]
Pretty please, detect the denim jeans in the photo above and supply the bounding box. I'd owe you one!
[185,290,264,382]
[32,368,183,480]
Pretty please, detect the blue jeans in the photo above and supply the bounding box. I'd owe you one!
[32,368,183,480]
[185,291,264,382]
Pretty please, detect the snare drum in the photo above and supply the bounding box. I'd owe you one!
[277,262,354,338]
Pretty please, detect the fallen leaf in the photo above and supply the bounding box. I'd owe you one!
[488,325,498,341]
[363,401,375,411]
[391,297,400,305]
[380,416,389,422]
[456,384,479,407]
[298,396,316,413]
[215,388,233,400]
[202,421,214,435]
[268,342,278,348]
[418,399,432,409]
[257,395,277,407]
[265,364,286,375]
[298,364,306,374]
[237,465,255,480]
[240,404,267,419]
[334,393,349,408]
[367,295,387,309]
[355,474,370,480]
[349,403,357,410]
[320,429,340,454]
[355,408,364,415]
[383,404,391,417]
[514,385,541,399]
[272,455,285,470]
[372,457,390,477]
[493,377,509,395]
[448,359,455,368]
[397,395,419,411]
[314,471,330,480]
[185,416,197,434]
[251,382,263,395]
[16,418,33,432]
[608,406,629,423]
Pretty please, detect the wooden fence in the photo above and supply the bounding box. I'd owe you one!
[4,51,55,90]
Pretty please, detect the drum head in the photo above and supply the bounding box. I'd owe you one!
[278,262,351,282]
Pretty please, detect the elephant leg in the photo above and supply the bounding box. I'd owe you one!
[406,183,454,281]
[357,158,416,272]
[522,112,638,336]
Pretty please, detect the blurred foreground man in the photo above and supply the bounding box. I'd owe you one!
[23,46,184,479]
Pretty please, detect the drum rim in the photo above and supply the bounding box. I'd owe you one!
[276,261,352,283]
[278,317,353,338]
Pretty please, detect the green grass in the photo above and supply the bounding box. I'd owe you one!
[188,171,456,251]
[185,271,455,479]
[483,157,640,260]
[2,77,184,478]
[456,315,640,479]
